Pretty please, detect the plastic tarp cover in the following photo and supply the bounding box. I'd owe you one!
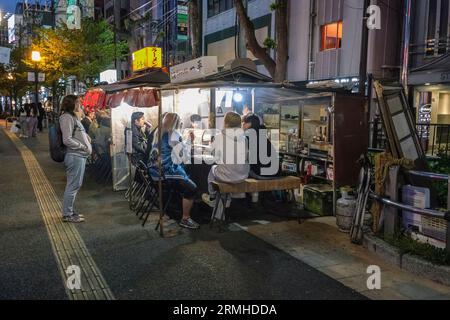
[110,103,159,191]
[136,88,158,107]
[107,92,125,108]
[82,90,107,111]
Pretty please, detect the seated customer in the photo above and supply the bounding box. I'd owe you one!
[149,112,200,230]
[81,110,96,134]
[131,112,153,164]
[202,112,250,210]
[242,113,279,178]
[92,116,111,156]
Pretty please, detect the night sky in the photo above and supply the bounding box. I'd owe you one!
[0,0,17,14]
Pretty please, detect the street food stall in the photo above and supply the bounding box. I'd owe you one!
[160,57,368,215]
[82,69,170,191]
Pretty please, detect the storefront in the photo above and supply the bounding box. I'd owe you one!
[409,53,450,156]
[82,69,170,190]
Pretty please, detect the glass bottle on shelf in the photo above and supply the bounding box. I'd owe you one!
[322,126,327,142]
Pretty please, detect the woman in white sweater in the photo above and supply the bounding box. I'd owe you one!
[202,112,250,212]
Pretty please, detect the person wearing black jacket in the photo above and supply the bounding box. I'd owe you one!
[81,110,95,134]
[37,103,45,132]
[131,112,153,164]
[242,113,278,178]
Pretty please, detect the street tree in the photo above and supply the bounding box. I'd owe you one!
[0,46,31,114]
[29,18,128,90]
[233,0,289,82]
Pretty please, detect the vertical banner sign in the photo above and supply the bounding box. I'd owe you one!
[177,4,188,41]
[67,0,81,30]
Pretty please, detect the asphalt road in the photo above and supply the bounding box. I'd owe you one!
[0,129,366,300]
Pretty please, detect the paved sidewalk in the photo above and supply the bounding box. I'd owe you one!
[231,217,450,300]
[0,126,364,300]
[1,121,448,300]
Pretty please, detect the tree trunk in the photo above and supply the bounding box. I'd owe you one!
[274,0,289,82]
[234,0,276,77]
[189,0,201,59]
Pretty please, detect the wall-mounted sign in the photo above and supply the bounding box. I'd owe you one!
[132,47,162,72]
[441,72,450,82]
[100,69,117,84]
[28,72,45,82]
[0,46,11,64]
[170,56,218,84]
[8,15,18,44]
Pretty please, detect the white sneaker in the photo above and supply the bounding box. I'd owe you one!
[225,195,232,208]
[202,193,215,208]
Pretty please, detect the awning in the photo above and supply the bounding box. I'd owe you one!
[106,91,126,108]
[82,69,168,110]
[119,68,170,85]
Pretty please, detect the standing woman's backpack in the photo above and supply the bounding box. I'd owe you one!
[48,118,66,162]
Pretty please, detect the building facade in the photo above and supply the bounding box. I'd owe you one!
[103,0,131,80]
[407,0,450,154]
[8,1,54,48]
[203,0,274,75]
[126,0,190,69]
[0,11,12,47]
[201,0,403,86]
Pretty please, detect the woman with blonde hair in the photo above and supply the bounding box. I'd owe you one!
[150,112,199,229]
[202,112,250,213]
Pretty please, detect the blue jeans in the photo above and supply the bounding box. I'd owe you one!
[63,154,87,217]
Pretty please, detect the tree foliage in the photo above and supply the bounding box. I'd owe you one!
[28,18,128,86]
[0,46,31,109]
[234,0,289,82]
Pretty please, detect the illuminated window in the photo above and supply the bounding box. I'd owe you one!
[321,21,343,51]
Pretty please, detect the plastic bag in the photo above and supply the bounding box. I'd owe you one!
[10,121,19,133]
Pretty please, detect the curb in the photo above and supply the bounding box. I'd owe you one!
[363,232,402,267]
[402,253,450,287]
[363,233,450,287]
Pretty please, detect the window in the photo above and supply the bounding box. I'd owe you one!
[426,0,450,56]
[208,0,234,18]
[320,21,343,51]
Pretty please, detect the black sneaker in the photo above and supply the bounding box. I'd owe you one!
[179,218,200,229]
[63,215,85,223]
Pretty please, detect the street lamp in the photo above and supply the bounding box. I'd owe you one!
[7,73,14,115]
[31,51,41,108]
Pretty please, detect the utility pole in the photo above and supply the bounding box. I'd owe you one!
[35,62,39,106]
[401,0,412,90]
[358,0,370,95]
